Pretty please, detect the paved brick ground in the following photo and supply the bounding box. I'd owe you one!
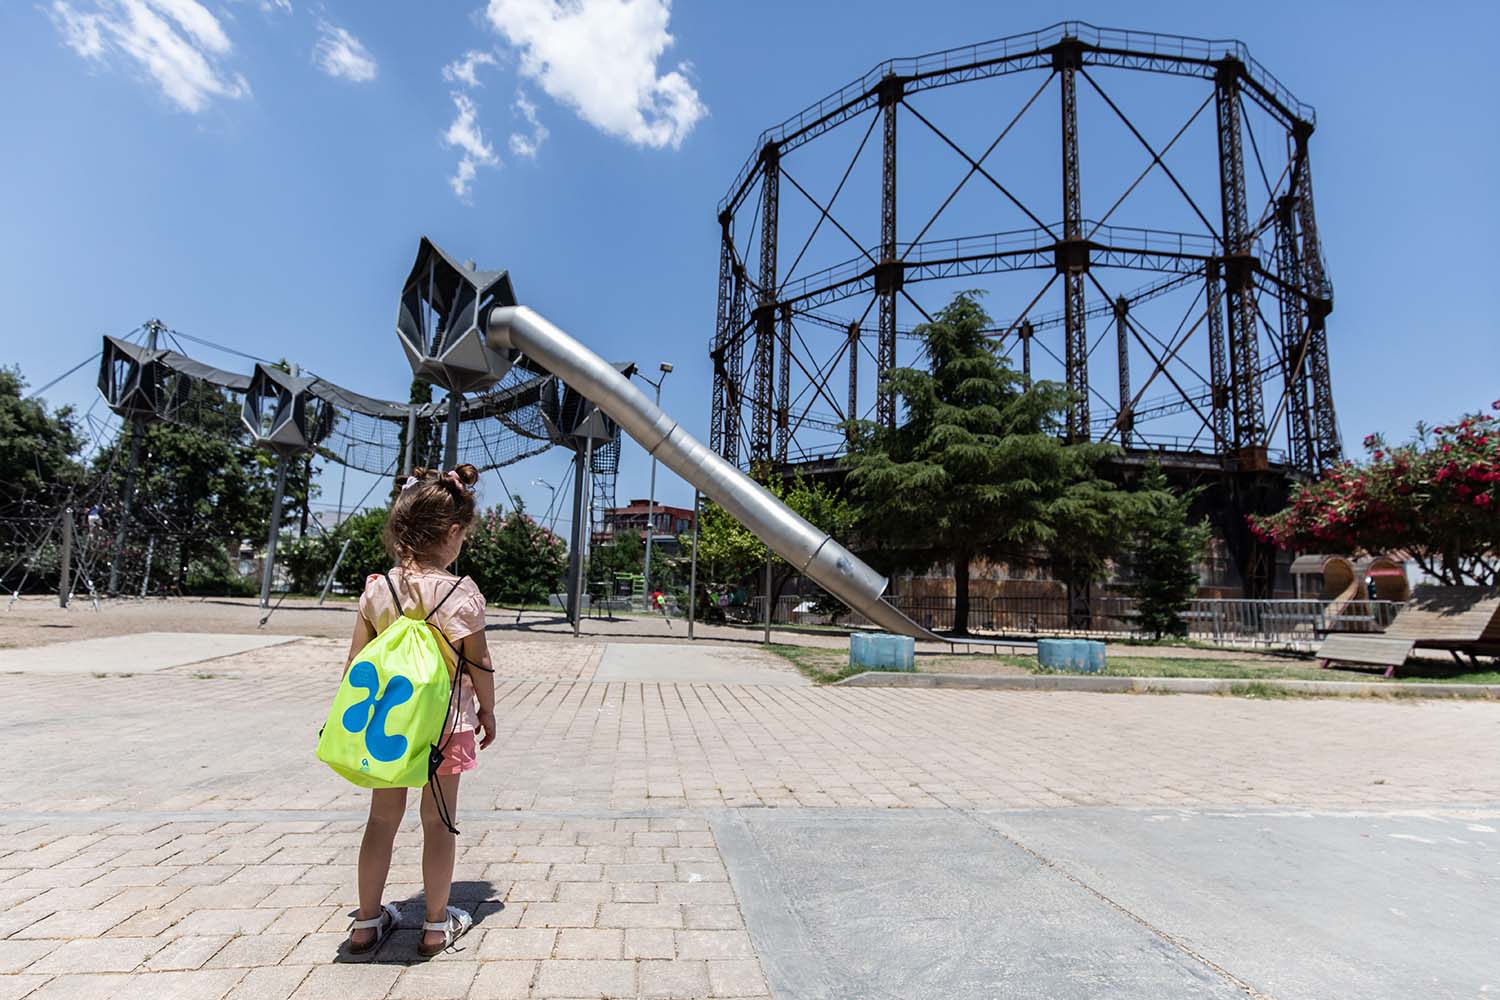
[1,633,1499,997]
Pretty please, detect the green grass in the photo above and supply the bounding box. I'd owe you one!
[766,644,870,684]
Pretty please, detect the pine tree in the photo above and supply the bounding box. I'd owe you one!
[1127,464,1211,638]
[843,290,1121,635]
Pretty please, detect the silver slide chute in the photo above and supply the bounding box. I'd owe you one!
[486,305,938,641]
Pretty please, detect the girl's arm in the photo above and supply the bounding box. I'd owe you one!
[461,629,497,749]
[344,615,376,674]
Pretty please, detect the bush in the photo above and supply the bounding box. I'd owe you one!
[463,498,566,604]
[334,508,391,592]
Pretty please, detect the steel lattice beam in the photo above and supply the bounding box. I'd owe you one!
[1274,194,1313,473]
[1215,60,1266,461]
[751,145,779,464]
[1204,259,1231,449]
[876,76,901,430]
[1059,38,1089,442]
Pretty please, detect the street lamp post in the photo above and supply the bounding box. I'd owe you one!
[637,362,673,602]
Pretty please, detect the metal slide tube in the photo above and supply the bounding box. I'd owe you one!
[487,306,938,641]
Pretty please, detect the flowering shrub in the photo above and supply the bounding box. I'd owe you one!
[463,498,567,604]
[1250,402,1500,586]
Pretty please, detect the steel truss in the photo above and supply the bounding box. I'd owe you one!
[710,21,1341,596]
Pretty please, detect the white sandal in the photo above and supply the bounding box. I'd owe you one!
[347,902,401,955]
[418,905,473,957]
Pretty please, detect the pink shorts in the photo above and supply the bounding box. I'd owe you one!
[436,731,478,776]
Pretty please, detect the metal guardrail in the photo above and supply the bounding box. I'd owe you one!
[751,594,1405,647]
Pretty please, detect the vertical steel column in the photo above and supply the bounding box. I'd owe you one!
[776,303,791,464]
[1019,320,1033,385]
[876,75,902,431]
[443,391,462,469]
[402,406,417,475]
[1275,195,1313,473]
[1215,60,1265,456]
[1058,38,1089,443]
[564,447,586,626]
[58,507,73,609]
[1114,297,1131,448]
[259,454,289,609]
[846,321,859,438]
[751,143,779,465]
[687,489,700,640]
[1204,261,1231,450]
[1294,133,1341,469]
[724,266,747,468]
[710,212,734,459]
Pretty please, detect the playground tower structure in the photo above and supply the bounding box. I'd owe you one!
[708,22,1340,597]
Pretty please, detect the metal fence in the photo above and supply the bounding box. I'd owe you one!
[753,594,1406,648]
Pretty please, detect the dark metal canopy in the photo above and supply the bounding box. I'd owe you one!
[396,236,518,394]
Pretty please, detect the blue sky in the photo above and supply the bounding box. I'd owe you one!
[3,0,1497,528]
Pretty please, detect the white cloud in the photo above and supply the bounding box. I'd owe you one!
[314,20,376,83]
[482,0,705,150]
[47,0,251,113]
[508,89,548,158]
[442,49,498,89]
[443,91,499,199]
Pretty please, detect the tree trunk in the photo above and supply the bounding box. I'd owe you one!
[953,553,970,636]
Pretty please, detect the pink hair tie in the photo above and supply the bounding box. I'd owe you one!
[445,470,473,494]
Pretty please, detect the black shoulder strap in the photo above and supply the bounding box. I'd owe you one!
[381,572,403,613]
[425,576,467,622]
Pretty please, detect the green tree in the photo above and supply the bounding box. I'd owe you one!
[463,498,567,605]
[843,290,1121,635]
[1125,463,1211,638]
[98,381,275,592]
[0,367,86,512]
[674,476,856,616]
[588,529,644,588]
[332,507,391,591]
[1046,475,1141,627]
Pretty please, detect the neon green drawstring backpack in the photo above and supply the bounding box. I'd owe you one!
[316,573,468,831]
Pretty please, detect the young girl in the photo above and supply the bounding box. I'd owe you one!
[343,464,496,958]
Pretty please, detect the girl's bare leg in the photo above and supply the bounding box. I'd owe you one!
[351,787,407,947]
[419,772,461,950]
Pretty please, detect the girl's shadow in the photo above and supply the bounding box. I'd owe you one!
[334,880,503,964]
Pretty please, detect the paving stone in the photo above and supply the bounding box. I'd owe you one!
[223,965,313,1000]
[28,937,162,974]
[142,934,232,971]
[465,960,535,999]
[0,976,50,1000]
[554,882,613,904]
[623,928,676,961]
[532,959,635,998]
[477,928,555,960]
[597,904,683,929]
[504,881,555,903]
[263,908,336,936]
[672,930,754,961]
[204,934,303,969]
[256,886,330,909]
[517,903,597,928]
[388,961,479,999]
[604,864,675,883]
[638,958,710,999]
[682,906,742,931]
[10,885,124,912]
[553,928,622,959]
[111,968,246,1000]
[611,883,656,904]
[280,933,356,967]
[706,959,768,997]
[22,972,130,1000]
[288,964,400,1000]
[12,908,138,939]
[169,908,282,937]
[657,883,735,906]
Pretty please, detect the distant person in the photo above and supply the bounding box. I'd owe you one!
[1365,575,1378,601]
[338,465,496,958]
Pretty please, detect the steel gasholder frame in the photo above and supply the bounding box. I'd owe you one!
[709,21,1341,597]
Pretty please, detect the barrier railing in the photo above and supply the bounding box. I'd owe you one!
[753,594,1405,648]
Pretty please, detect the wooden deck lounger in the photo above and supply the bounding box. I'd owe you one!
[1317,585,1500,676]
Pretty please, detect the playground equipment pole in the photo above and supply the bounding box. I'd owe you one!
[259,454,289,609]
[403,406,417,475]
[639,363,673,598]
[319,537,353,605]
[58,507,73,609]
[443,391,462,470]
[565,449,586,629]
[763,548,772,644]
[577,417,596,637]
[107,319,160,595]
[687,489,700,640]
